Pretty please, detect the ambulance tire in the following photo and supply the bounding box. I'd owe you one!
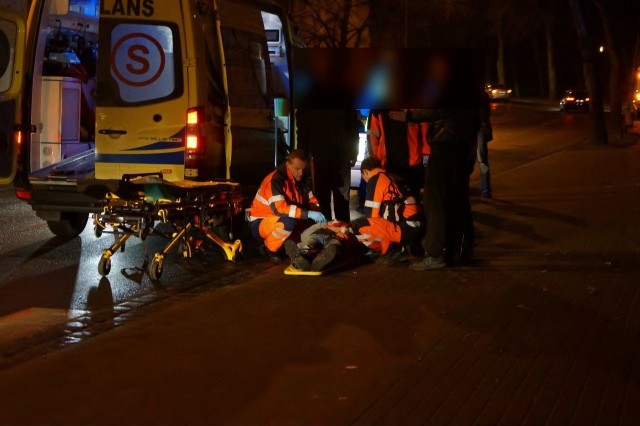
[47,212,89,237]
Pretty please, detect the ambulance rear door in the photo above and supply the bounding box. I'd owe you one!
[94,1,187,181]
[0,7,25,185]
[216,0,275,187]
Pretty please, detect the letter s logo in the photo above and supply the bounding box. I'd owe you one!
[126,44,150,74]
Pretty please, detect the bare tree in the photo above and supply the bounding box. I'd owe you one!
[368,0,480,48]
[290,0,370,48]
[592,0,640,132]
[568,0,607,144]
[528,0,564,100]
[485,0,532,87]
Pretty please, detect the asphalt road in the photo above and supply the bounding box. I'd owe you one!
[0,103,591,364]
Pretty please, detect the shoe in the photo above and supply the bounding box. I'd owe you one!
[376,246,410,265]
[409,255,446,270]
[259,244,282,264]
[284,239,310,271]
[481,191,492,199]
[310,244,338,271]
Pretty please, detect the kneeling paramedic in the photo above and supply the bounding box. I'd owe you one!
[352,157,425,261]
[249,150,326,260]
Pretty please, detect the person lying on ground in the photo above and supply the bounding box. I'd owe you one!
[284,221,367,272]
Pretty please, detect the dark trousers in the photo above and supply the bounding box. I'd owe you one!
[423,148,474,259]
[313,158,351,222]
[477,132,491,194]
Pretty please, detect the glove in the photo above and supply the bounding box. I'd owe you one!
[308,211,326,223]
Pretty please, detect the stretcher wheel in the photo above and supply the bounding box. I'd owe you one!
[94,224,103,238]
[180,240,192,258]
[149,255,163,280]
[98,254,111,276]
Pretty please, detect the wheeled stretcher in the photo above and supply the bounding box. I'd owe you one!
[93,174,244,280]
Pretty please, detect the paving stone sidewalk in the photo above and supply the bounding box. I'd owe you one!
[0,134,640,425]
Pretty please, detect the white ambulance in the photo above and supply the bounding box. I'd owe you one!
[0,0,294,236]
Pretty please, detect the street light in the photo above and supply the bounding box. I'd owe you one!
[599,45,604,53]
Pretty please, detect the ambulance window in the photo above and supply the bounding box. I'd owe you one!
[107,23,181,104]
[0,18,16,94]
[221,27,271,109]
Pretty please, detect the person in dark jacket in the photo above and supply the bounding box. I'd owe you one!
[297,109,360,222]
[389,108,479,269]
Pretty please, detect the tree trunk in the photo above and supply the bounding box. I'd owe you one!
[510,45,520,97]
[569,0,608,144]
[545,26,557,101]
[593,0,623,131]
[497,25,506,84]
[368,0,403,47]
[338,0,352,48]
[532,37,546,97]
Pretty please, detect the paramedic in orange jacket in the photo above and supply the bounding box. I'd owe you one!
[249,150,326,257]
[369,109,428,198]
[351,157,425,255]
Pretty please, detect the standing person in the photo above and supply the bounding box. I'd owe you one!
[369,109,427,198]
[249,150,326,263]
[477,90,493,198]
[297,109,360,222]
[389,109,479,269]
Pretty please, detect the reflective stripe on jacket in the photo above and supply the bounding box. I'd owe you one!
[364,168,422,223]
[250,163,319,221]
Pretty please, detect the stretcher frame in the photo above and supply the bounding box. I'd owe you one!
[93,174,244,280]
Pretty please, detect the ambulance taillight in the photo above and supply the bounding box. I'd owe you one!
[185,106,205,178]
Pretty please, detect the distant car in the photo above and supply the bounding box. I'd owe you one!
[560,90,590,112]
[485,83,512,100]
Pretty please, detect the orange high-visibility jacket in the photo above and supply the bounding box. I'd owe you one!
[364,168,422,223]
[369,111,428,167]
[249,163,319,221]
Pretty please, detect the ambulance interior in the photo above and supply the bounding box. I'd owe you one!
[261,10,292,155]
[29,0,98,179]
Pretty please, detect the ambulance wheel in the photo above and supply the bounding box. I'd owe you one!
[98,254,111,276]
[149,256,163,280]
[47,212,88,237]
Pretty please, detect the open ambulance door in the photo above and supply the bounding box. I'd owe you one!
[216,0,276,188]
[0,8,25,185]
[94,3,189,181]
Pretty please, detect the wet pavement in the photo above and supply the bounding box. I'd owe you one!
[1,115,640,425]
